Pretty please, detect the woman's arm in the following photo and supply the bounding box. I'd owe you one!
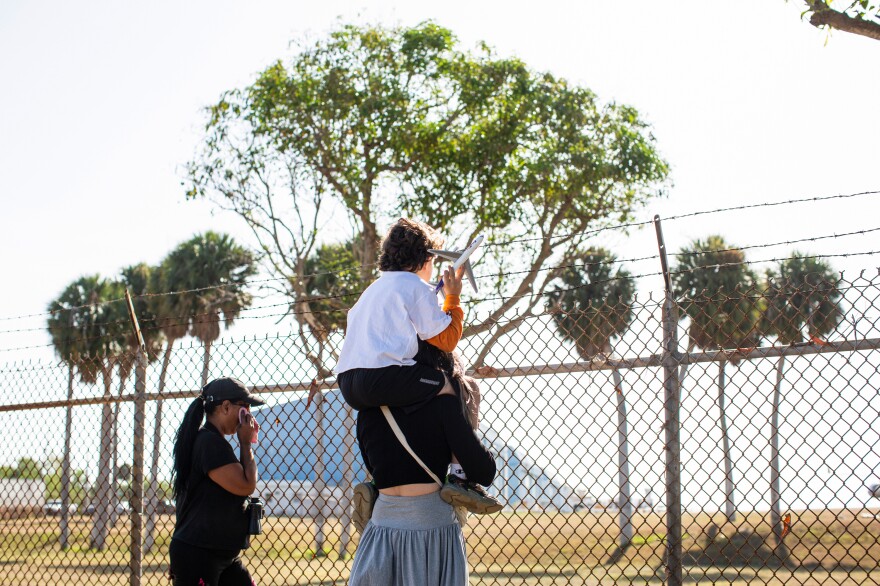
[439,396,496,486]
[208,443,258,496]
[207,413,259,496]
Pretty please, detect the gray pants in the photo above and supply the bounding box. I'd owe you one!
[349,491,468,586]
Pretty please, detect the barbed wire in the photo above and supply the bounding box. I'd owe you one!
[3,189,876,325]
[6,251,877,354]
[4,244,879,343]
[5,220,879,338]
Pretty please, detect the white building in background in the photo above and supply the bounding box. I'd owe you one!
[257,479,349,518]
[0,478,45,516]
[252,391,582,518]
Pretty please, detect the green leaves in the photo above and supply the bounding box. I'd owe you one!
[673,236,763,350]
[761,254,842,344]
[186,22,669,340]
[546,249,635,359]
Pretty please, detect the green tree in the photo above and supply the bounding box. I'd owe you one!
[186,22,669,365]
[142,232,256,549]
[672,236,763,523]
[546,249,636,552]
[154,232,257,387]
[47,275,128,549]
[107,264,165,528]
[761,254,842,549]
[143,255,193,552]
[793,1,880,41]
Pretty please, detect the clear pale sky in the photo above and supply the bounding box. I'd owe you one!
[1,0,878,363]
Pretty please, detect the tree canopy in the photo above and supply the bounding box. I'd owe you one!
[187,22,669,365]
[545,249,635,359]
[672,236,763,351]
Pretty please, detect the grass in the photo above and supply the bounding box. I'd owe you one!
[0,508,878,585]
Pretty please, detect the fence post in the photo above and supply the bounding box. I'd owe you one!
[125,290,146,586]
[654,215,682,586]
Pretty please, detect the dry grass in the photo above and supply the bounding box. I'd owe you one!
[1,508,878,585]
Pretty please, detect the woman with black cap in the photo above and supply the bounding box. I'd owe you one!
[168,377,265,586]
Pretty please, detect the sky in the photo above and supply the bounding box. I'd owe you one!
[1,1,878,362]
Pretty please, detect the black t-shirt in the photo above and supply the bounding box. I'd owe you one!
[356,395,496,489]
[172,422,249,550]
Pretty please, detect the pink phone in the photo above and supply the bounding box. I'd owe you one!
[239,408,258,444]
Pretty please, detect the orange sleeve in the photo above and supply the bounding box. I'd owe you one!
[426,294,463,353]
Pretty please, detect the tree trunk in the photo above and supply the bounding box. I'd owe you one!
[59,363,74,549]
[718,359,736,522]
[109,373,126,529]
[145,341,173,553]
[612,368,634,547]
[770,356,789,557]
[90,369,115,550]
[312,391,327,557]
[201,340,212,387]
[678,338,696,389]
[338,402,356,558]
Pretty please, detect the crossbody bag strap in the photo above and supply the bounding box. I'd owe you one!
[380,405,443,487]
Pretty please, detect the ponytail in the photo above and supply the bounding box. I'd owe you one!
[171,396,212,501]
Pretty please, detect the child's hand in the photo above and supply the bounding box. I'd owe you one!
[442,265,465,296]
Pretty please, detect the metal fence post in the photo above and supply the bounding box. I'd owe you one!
[125,290,146,586]
[655,215,682,586]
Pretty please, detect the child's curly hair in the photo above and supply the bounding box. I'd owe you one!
[378,218,445,272]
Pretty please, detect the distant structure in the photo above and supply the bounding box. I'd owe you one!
[251,390,580,516]
[870,484,880,499]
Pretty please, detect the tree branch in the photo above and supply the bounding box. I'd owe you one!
[807,1,880,41]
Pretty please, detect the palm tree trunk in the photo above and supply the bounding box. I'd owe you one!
[718,359,736,522]
[109,372,126,529]
[145,341,173,553]
[770,356,788,557]
[90,369,115,550]
[59,363,74,549]
[678,338,696,392]
[201,340,212,387]
[338,402,356,557]
[312,391,327,557]
[612,368,634,547]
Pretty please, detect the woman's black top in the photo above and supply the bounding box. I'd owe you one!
[356,395,496,489]
[173,422,249,550]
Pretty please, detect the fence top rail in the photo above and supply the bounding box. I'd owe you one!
[2,336,879,413]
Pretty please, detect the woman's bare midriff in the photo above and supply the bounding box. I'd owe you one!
[378,483,439,497]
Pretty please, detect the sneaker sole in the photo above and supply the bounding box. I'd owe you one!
[440,487,503,515]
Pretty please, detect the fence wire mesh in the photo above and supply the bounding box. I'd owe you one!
[1,271,879,585]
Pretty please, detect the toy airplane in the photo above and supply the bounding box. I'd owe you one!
[429,234,484,294]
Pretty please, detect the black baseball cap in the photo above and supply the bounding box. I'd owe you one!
[201,377,265,407]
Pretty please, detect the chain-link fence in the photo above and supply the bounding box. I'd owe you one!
[1,267,879,585]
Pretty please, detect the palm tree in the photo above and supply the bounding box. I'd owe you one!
[143,259,190,552]
[158,232,256,386]
[672,236,762,523]
[47,275,127,550]
[103,264,165,531]
[142,233,255,548]
[761,254,841,548]
[546,249,635,550]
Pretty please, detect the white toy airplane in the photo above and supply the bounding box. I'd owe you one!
[429,234,484,294]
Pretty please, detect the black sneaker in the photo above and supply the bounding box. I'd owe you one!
[440,475,503,514]
[352,482,378,533]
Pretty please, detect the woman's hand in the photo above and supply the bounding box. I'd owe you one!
[442,265,465,297]
[237,409,259,444]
